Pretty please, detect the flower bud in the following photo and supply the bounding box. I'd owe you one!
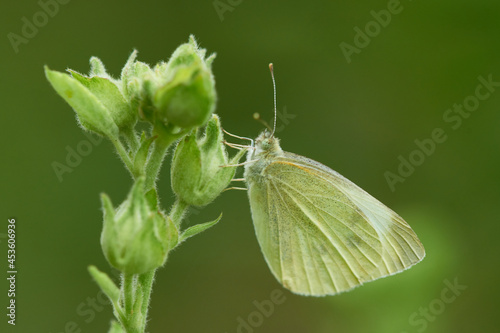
[120,50,155,114]
[45,66,119,138]
[100,178,178,275]
[171,115,246,206]
[45,55,139,136]
[69,69,137,131]
[153,36,216,129]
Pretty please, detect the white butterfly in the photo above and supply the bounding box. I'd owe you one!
[240,64,425,296]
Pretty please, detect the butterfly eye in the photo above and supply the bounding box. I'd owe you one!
[261,139,270,149]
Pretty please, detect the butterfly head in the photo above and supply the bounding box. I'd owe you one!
[248,64,283,161]
[253,130,283,158]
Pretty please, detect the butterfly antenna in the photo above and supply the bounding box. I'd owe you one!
[269,63,277,136]
[253,112,272,132]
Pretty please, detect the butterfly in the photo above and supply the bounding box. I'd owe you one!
[237,64,425,296]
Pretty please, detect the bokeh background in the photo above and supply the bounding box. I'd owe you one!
[2,0,499,332]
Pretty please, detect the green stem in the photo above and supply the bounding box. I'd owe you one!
[119,201,189,333]
[169,198,189,227]
[111,137,135,176]
[144,123,185,191]
[121,274,144,333]
[113,305,127,330]
[138,269,156,332]
[123,274,135,316]
[123,126,140,153]
[144,139,170,190]
[110,125,189,332]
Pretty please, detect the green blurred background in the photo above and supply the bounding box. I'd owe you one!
[1,0,499,332]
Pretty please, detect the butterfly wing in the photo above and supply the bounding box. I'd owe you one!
[247,152,425,296]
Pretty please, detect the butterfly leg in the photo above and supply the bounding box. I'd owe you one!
[219,159,259,168]
[222,128,254,146]
[223,140,254,150]
[223,186,248,192]
[231,178,246,182]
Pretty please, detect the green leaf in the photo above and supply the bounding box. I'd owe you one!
[88,265,120,304]
[144,188,158,211]
[89,56,108,77]
[100,193,116,220]
[107,320,124,333]
[171,129,201,202]
[178,213,222,243]
[165,215,179,251]
[45,66,119,138]
[120,50,138,83]
[206,53,216,68]
[120,50,139,100]
[69,70,136,130]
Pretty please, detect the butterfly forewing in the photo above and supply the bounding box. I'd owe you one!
[247,151,425,296]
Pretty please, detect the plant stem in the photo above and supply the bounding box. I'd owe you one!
[123,273,135,315]
[123,126,140,153]
[169,198,189,227]
[121,273,148,333]
[122,200,188,332]
[144,139,170,190]
[111,137,135,176]
[144,123,186,191]
[138,270,156,332]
